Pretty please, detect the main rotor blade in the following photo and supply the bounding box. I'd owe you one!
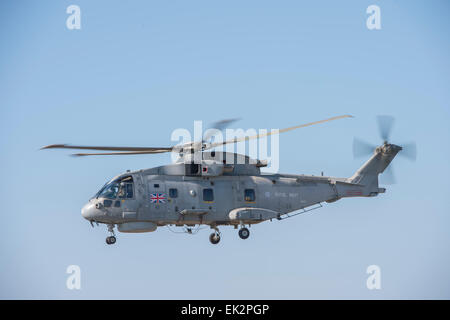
[380,165,396,185]
[203,118,241,142]
[71,150,171,157]
[377,115,395,142]
[352,138,376,158]
[41,144,173,152]
[210,118,241,132]
[208,114,353,149]
[399,142,417,161]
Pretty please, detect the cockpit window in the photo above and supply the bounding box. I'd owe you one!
[92,182,107,199]
[97,176,134,199]
[98,181,120,199]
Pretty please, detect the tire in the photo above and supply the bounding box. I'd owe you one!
[106,236,116,245]
[209,233,220,245]
[238,228,250,240]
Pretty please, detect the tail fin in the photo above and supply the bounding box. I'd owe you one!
[348,143,402,193]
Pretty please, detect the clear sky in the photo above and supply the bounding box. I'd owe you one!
[1,0,449,299]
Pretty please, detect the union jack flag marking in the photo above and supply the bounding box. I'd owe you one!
[150,193,167,203]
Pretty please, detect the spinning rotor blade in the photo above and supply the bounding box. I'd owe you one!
[42,115,352,157]
[203,118,241,142]
[380,165,396,185]
[352,138,376,158]
[41,144,173,152]
[377,115,395,142]
[71,150,171,157]
[399,142,417,161]
[210,118,241,132]
[208,114,353,149]
[352,116,415,185]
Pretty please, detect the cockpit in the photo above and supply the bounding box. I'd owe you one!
[95,175,134,199]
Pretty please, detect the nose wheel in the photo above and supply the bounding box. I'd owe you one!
[209,233,221,244]
[106,224,117,245]
[238,227,250,240]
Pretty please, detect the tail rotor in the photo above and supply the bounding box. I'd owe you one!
[352,115,416,184]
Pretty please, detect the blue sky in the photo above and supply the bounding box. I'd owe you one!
[1,0,449,299]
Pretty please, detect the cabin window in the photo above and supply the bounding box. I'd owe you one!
[169,188,178,198]
[118,177,134,199]
[203,188,214,202]
[244,189,256,202]
[114,200,121,208]
[124,183,133,198]
[103,200,112,207]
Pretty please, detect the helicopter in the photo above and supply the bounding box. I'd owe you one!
[41,115,416,245]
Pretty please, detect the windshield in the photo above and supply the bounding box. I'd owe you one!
[98,181,120,199]
[95,175,134,199]
[92,182,107,199]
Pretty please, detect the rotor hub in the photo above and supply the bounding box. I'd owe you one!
[377,143,402,155]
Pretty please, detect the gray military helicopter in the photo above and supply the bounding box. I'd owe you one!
[42,115,415,245]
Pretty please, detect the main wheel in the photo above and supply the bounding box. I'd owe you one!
[209,233,220,245]
[106,236,116,245]
[238,227,250,240]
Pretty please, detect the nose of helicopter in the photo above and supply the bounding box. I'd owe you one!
[81,201,98,220]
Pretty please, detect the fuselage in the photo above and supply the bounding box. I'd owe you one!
[81,151,367,228]
[81,145,399,238]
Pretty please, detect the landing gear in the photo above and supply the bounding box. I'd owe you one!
[106,236,116,245]
[209,233,220,244]
[238,227,250,240]
[106,224,117,245]
[209,226,221,245]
